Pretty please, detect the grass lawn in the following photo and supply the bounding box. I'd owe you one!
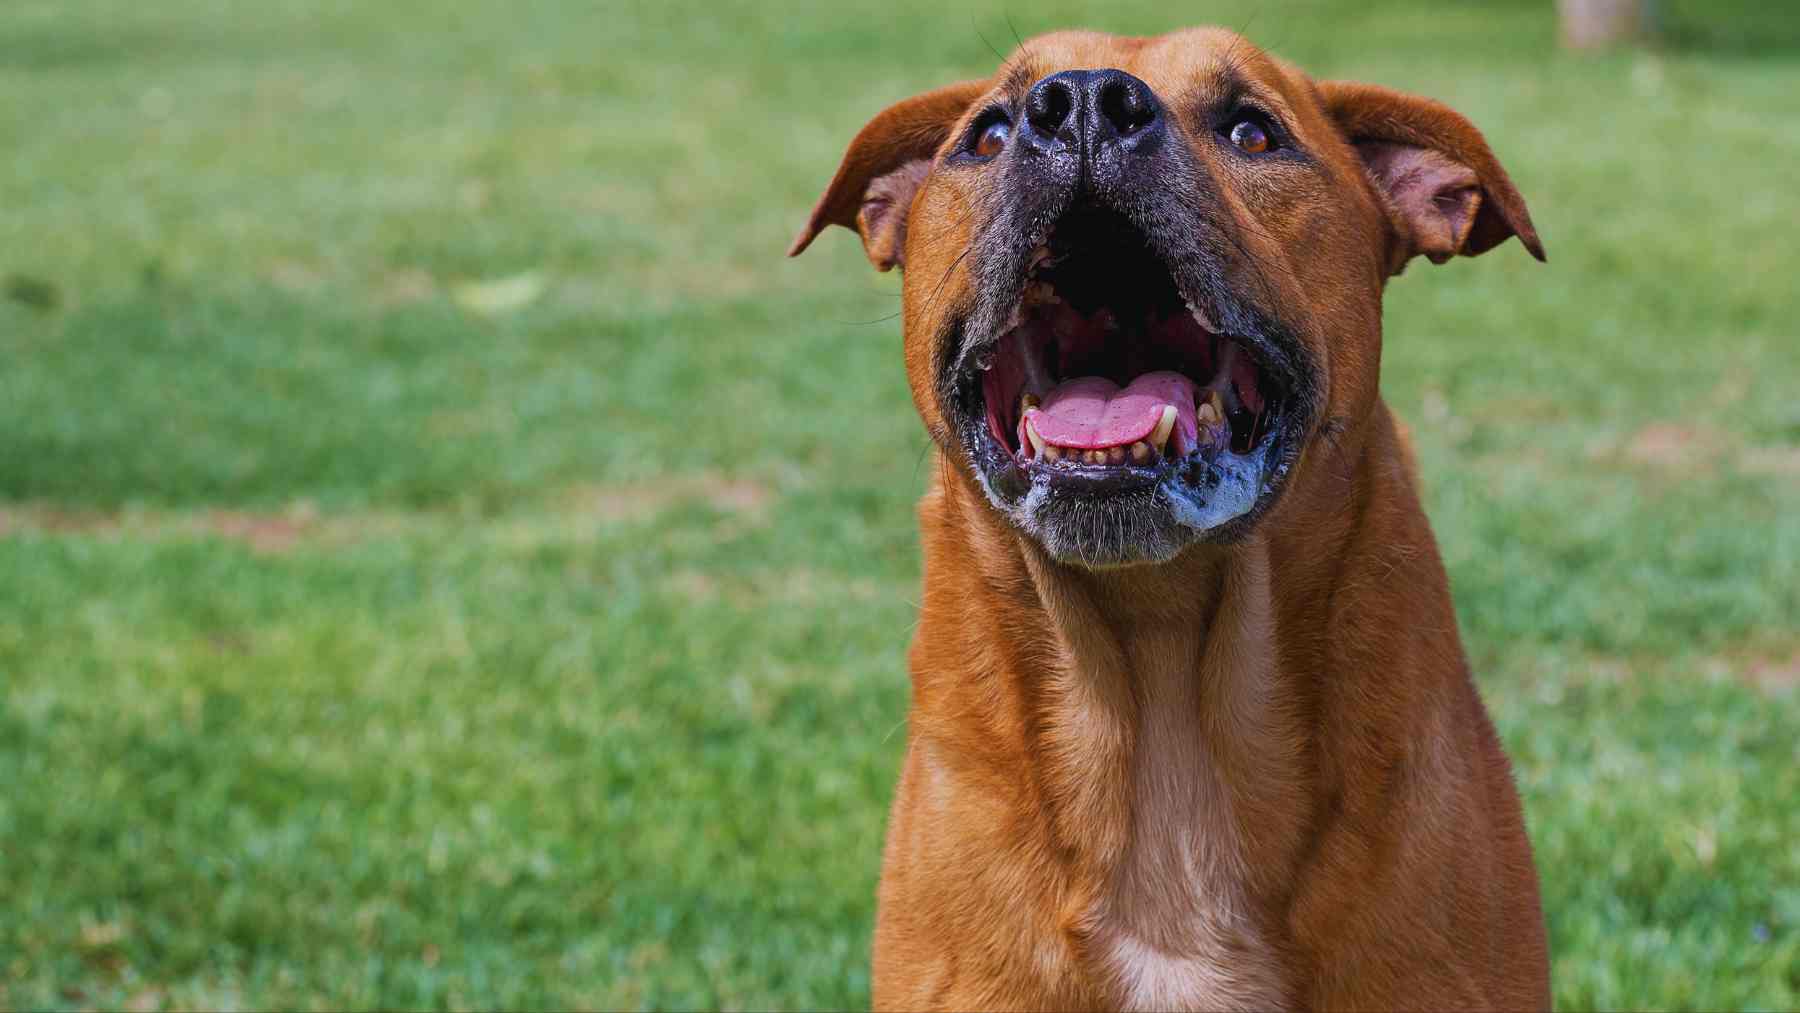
[2,0,1797,1008]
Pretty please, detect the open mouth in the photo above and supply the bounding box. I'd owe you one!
[977,207,1291,474]
[947,203,1309,563]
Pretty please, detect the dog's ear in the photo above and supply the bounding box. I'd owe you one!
[1318,80,1545,275]
[788,79,989,271]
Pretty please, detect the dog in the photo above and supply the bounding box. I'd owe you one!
[790,28,1549,1011]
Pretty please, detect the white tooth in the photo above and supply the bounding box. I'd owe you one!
[1197,400,1219,426]
[1188,301,1219,333]
[1148,405,1177,452]
[1024,417,1047,458]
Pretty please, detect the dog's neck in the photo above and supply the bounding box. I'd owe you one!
[1009,514,1316,900]
[919,438,1362,864]
[912,418,1413,1002]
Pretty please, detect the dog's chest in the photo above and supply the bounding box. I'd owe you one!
[1086,701,1290,1010]
[1080,585,1296,1010]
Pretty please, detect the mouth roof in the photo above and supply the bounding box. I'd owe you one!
[978,206,1282,469]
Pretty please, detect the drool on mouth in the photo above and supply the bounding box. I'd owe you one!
[976,207,1285,472]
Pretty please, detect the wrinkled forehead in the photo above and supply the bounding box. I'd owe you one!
[993,28,1315,126]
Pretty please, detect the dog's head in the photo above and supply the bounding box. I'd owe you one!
[791,29,1542,566]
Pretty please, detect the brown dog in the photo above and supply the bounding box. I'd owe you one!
[791,28,1549,1011]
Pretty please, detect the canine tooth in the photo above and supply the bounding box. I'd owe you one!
[1129,441,1152,463]
[1197,400,1219,426]
[1024,417,1047,458]
[1208,390,1225,418]
[1148,405,1177,452]
[1105,446,1125,464]
[1186,299,1219,333]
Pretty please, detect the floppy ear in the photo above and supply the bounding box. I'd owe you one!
[787,79,989,271]
[1318,80,1545,275]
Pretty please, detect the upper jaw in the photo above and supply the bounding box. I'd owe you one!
[936,199,1316,565]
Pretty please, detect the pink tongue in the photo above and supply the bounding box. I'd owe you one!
[1026,371,1199,450]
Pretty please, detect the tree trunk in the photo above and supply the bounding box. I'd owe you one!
[1557,0,1645,49]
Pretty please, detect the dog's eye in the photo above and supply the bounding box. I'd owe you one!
[973,119,1011,159]
[1225,116,1273,155]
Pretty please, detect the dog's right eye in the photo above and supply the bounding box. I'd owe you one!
[972,117,1011,159]
[1223,112,1276,155]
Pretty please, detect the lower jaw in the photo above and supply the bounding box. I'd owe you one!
[958,417,1291,566]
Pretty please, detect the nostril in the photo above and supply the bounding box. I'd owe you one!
[1098,76,1157,136]
[1026,79,1075,138]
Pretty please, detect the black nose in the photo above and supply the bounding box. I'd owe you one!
[1094,71,1158,136]
[1024,69,1162,144]
[1025,72,1079,138]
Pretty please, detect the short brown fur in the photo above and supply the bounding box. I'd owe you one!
[792,28,1549,1011]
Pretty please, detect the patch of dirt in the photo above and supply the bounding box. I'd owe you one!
[1504,649,1800,698]
[0,502,322,555]
[1619,421,1733,472]
[660,565,884,608]
[573,181,638,213]
[576,473,774,523]
[1743,651,1800,694]
[373,268,437,307]
[265,258,326,293]
[663,569,719,601]
[1738,446,1800,478]
[1602,419,1800,483]
[203,509,313,553]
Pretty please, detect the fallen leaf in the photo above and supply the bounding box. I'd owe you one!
[450,272,546,315]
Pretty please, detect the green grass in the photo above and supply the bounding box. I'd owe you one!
[2,0,1797,1008]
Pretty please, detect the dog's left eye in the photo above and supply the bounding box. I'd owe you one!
[1224,114,1274,154]
[973,119,1011,159]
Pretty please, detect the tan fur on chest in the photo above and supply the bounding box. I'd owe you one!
[876,508,1315,1009]
[1034,543,1305,1010]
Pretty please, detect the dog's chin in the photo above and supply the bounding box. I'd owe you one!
[956,409,1295,567]
[942,204,1310,568]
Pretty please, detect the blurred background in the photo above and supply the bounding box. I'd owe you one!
[2,0,1796,1008]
